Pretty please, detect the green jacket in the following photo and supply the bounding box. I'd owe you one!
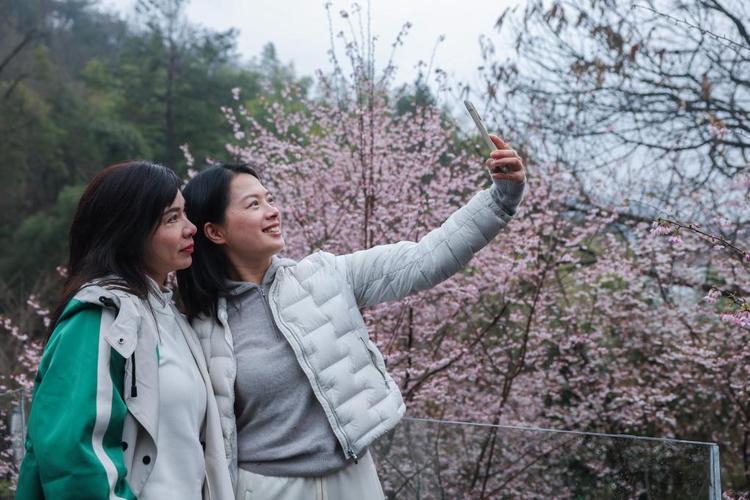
[16,284,234,500]
[16,293,136,499]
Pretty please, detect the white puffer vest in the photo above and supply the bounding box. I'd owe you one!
[191,188,516,487]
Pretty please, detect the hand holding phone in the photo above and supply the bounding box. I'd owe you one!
[464,100,509,173]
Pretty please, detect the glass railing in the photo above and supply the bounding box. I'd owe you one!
[0,390,722,499]
[371,417,722,499]
[0,389,30,499]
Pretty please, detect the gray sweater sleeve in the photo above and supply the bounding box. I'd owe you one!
[491,178,526,216]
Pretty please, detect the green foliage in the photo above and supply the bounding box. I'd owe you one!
[0,81,66,227]
[0,185,84,290]
[395,80,436,116]
[0,0,310,296]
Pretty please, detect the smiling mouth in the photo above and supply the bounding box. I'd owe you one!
[263,225,281,234]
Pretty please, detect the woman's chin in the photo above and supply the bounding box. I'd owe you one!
[175,256,193,271]
[265,236,285,253]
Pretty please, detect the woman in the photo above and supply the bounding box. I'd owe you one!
[16,161,234,500]
[178,135,526,499]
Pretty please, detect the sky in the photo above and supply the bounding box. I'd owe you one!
[101,0,519,93]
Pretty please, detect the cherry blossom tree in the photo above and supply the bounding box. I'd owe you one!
[469,0,750,494]
[2,1,747,495]
[208,4,747,494]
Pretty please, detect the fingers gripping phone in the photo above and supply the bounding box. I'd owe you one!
[464,99,508,173]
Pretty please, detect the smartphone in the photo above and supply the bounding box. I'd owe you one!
[464,99,508,174]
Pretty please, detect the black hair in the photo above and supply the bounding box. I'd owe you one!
[176,163,260,320]
[48,161,181,339]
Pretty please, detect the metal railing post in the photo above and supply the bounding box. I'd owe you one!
[709,444,722,500]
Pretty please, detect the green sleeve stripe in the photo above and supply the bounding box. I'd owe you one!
[107,350,136,498]
[91,313,131,500]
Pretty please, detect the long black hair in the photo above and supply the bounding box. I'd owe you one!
[177,163,260,320]
[48,161,181,338]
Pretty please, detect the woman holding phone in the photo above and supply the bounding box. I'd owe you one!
[16,161,234,499]
[178,134,525,499]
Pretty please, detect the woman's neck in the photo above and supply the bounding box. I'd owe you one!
[146,271,167,290]
[231,257,272,285]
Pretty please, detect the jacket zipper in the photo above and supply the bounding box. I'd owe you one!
[359,337,389,388]
[266,279,359,463]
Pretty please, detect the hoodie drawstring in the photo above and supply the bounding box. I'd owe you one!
[130,353,138,397]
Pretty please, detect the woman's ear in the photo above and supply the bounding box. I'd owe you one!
[204,222,226,245]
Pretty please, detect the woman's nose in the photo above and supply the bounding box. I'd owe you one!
[185,219,197,237]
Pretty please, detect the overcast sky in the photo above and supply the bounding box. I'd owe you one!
[102,0,519,93]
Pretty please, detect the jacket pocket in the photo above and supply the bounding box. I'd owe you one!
[359,337,389,389]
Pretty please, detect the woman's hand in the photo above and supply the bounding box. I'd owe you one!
[485,135,525,183]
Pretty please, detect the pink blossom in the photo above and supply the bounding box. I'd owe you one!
[704,288,721,304]
[708,124,728,138]
[179,144,194,168]
[720,311,750,328]
[650,220,672,236]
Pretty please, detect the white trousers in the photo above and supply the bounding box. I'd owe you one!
[236,451,385,500]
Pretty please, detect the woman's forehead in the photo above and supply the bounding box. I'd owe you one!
[170,190,185,206]
[230,174,266,199]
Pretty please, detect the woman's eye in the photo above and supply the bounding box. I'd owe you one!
[267,196,275,204]
[248,201,259,209]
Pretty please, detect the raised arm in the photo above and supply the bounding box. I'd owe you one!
[339,135,526,308]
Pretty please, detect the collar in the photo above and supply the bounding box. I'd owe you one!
[224,255,296,297]
[145,276,174,313]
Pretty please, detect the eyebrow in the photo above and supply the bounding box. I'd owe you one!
[162,207,181,216]
[239,191,271,203]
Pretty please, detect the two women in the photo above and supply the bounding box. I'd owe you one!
[16,162,233,499]
[17,132,524,499]
[177,134,526,498]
